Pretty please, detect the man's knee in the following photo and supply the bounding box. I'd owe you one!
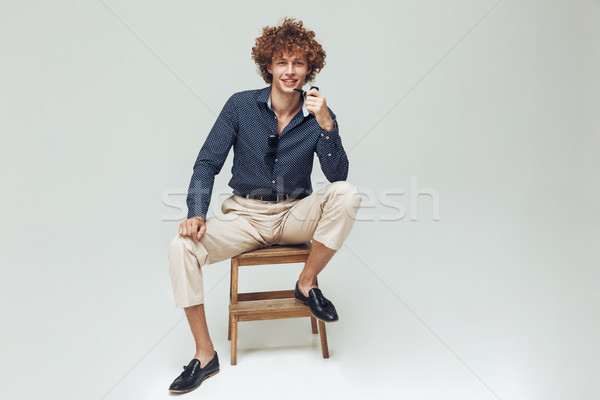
[168,233,209,274]
[169,233,188,256]
[326,181,362,205]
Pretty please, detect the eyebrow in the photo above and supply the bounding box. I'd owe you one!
[274,58,305,63]
[273,55,306,62]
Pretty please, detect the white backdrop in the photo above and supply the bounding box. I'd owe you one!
[1,1,599,399]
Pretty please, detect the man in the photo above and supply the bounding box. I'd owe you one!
[167,17,361,394]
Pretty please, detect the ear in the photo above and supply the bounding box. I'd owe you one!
[267,63,272,74]
[307,65,312,75]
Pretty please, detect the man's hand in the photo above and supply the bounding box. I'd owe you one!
[179,216,206,242]
[305,88,335,132]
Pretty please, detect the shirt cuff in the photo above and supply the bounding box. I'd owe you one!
[318,119,339,137]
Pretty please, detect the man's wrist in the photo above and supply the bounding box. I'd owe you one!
[317,114,335,132]
[321,119,335,132]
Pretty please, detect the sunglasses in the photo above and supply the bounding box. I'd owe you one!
[264,133,279,168]
[293,85,319,98]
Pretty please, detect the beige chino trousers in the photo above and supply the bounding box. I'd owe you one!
[168,180,362,308]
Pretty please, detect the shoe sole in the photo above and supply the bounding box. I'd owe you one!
[168,369,220,394]
[294,297,338,323]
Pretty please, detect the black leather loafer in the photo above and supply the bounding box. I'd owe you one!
[294,281,339,322]
[169,351,220,394]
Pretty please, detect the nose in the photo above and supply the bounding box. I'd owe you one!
[286,62,294,75]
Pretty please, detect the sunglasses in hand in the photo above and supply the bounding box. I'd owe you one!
[293,86,319,98]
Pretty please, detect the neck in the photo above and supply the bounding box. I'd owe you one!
[270,84,303,117]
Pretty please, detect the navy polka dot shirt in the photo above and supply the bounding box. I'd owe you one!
[186,86,349,220]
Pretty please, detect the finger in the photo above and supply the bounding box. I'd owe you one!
[190,221,199,242]
[306,104,321,113]
[306,97,323,106]
[306,102,324,114]
[182,222,188,236]
[198,223,206,240]
[306,88,321,97]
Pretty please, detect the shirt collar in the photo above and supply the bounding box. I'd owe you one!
[260,86,309,118]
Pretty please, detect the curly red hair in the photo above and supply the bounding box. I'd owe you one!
[252,17,326,85]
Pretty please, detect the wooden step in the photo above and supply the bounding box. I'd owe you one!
[234,243,312,266]
[229,298,312,322]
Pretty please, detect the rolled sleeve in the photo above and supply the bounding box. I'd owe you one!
[315,111,349,182]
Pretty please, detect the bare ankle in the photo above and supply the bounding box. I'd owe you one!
[298,277,317,296]
[194,347,215,367]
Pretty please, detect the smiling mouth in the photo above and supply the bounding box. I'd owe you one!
[282,79,298,85]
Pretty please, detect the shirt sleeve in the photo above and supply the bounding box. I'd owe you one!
[186,95,238,220]
[315,108,349,182]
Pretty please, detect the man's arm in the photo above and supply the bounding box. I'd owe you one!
[305,88,349,182]
[186,95,238,221]
[315,113,349,182]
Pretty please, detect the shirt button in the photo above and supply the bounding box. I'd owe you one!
[320,133,324,136]
[326,136,329,139]
[272,180,276,184]
[275,158,278,162]
[328,153,332,157]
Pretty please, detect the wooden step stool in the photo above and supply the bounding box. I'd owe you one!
[228,242,329,365]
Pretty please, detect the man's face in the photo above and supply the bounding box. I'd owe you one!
[267,51,311,94]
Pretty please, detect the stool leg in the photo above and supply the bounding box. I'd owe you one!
[318,320,329,359]
[229,258,239,344]
[231,315,238,365]
[310,316,318,334]
[228,313,232,340]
